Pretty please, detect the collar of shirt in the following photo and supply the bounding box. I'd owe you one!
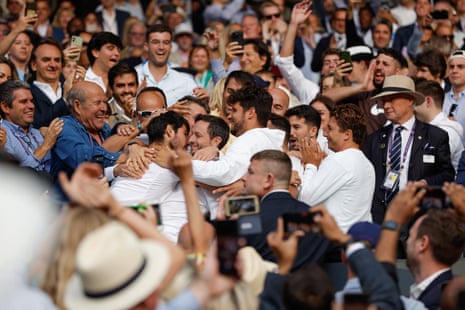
[410,268,450,299]
[84,67,106,93]
[109,97,133,123]
[2,119,32,135]
[261,189,289,201]
[394,115,415,132]
[140,61,172,85]
[102,9,118,35]
[33,80,62,104]
[37,23,49,37]
[448,88,465,102]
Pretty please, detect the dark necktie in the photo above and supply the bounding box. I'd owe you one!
[386,126,403,203]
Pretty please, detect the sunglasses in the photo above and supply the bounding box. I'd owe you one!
[452,50,465,57]
[440,34,454,41]
[264,13,281,20]
[137,109,166,118]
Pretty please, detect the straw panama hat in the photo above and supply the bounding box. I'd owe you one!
[369,75,425,106]
[64,222,170,310]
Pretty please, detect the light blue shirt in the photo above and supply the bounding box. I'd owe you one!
[3,120,51,172]
[135,61,197,107]
[443,89,465,146]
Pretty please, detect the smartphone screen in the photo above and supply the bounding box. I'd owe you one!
[419,186,449,209]
[216,220,239,278]
[25,1,36,17]
[226,195,259,217]
[282,211,317,235]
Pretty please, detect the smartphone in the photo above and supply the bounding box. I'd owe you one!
[70,35,83,61]
[339,51,352,65]
[25,1,36,17]
[151,203,162,226]
[343,293,369,310]
[282,211,318,234]
[431,10,448,19]
[230,31,244,46]
[419,186,450,209]
[225,195,260,217]
[216,220,240,278]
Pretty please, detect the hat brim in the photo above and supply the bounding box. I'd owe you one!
[369,90,425,106]
[64,240,170,310]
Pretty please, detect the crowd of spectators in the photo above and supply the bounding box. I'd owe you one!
[5,0,465,309]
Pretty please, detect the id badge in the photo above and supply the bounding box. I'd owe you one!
[382,170,400,191]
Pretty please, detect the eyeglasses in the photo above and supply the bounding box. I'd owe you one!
[137,109,166,118]
[264,13,281,20]
[130,32,145,36]
[0,30,9,35]
[440,34,454,41]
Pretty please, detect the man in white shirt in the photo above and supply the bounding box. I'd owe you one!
[192,85,285,186]
[110,111,188,205]
[299,104,375,232]
[415,79,463,171]
[135,24,198,107]
[161,114,230,242]
[84,31,122,94]
[443,50,465,147]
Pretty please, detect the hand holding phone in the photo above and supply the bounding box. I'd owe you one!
[25,1,36,17]
[225,195,260,217]
[216,220,240,278]
[70,36,83,61]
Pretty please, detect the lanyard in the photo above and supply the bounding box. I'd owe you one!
[387,123,416,172]
[12,129,40,156]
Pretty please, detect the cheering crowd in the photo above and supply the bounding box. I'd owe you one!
[4,0,465,309]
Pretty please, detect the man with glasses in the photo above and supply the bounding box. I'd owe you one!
[0,80,62,176]
[260,1,287,59]
[135,24,198,107]
[443,50,465,146]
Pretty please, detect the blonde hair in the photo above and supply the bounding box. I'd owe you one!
[209,77,226,117]
[40,207,109,309]
[52,7,75,30]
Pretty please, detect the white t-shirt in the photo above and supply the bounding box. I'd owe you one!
[299,148,375,232]
[110,162,179,205]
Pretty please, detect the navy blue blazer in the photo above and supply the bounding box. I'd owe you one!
[393,23,415,53]
[365,120,455,223]
[97,9,130,38]
[31,83,69,129]
[418,269,452,310]
[245,191,331,271]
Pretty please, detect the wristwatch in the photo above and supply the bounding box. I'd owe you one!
[381,220,400,231]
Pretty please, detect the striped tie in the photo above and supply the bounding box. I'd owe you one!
[386,126,403,203]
